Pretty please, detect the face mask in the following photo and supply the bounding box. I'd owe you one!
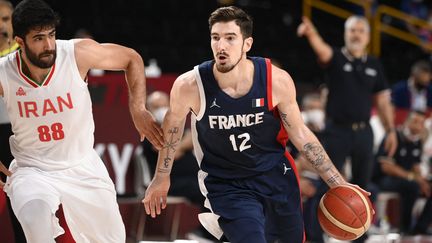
[153,107,168,124]
[302,109,325,130]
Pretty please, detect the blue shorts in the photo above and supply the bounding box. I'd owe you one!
[203,160,305,243]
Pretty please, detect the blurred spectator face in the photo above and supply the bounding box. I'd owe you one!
[147,91,169,124]
[413,70,431,90]
[0,2,13,45]
[405,111,426,139]
[301,94,325,132]
[344,18,370,53]
[210,20,252,73]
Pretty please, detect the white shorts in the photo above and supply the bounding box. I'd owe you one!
[3,151,126,243]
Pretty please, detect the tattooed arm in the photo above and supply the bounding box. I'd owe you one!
[272,65,346,188]
[142,70,200,218]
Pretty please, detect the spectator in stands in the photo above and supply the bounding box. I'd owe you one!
[301,93,325,134]
[298,15,396,243]
[74,28,94,39]
[392,60,432,112]
[0,1,25,242]
[373,110,432,234]
[400,0,432,49]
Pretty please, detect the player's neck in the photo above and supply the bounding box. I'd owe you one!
[345,47,365,59]
[214,58,254,98]
[20,52,51,84]
[214,57,252,82]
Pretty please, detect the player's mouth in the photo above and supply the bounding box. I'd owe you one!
[217,55,228,63]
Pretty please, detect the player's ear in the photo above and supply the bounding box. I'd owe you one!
[243,37,253,52]
[15,36,24,48]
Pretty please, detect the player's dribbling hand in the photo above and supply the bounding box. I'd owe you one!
[142,175,170,218]
[344,183,375,215]
[0,160,12,188]
[132,108,164,150]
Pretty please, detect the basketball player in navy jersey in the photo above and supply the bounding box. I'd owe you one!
[0,0,164,242]
[143,6,369,243]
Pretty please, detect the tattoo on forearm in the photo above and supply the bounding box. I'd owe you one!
[279,112,292,128]
[163,158,171,168]
[302,143,342,186]
[326,173,341,186]
[157,168,170,174]
[302,142,325,168]
[162,127,180,169]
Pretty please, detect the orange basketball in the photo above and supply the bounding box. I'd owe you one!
[317,184,373,241]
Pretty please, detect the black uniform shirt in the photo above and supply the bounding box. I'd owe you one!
[324,47,388,124]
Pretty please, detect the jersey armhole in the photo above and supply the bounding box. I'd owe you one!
[67,40,88,86]
[265,58,274,111]
[193,65,206,121]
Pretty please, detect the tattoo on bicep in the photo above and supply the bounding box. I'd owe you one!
[302,142,326,169]
[280,112,292,128]
[162,127,180,169]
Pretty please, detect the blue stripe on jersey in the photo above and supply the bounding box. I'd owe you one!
[194,57,288,179]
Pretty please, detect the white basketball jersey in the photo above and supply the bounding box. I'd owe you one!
[0,40,95,170]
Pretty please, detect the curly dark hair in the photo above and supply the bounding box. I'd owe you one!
[12,0,60,38]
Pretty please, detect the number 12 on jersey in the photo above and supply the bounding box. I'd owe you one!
[229,132,251,152]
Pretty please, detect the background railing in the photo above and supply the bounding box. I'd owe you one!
[302,0,432,56]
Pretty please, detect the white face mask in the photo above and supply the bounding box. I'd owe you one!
[403,126,421,142]
[302,109,325,130]
[153,107,168,124]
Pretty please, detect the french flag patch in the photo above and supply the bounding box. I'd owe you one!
[252,98,264,107]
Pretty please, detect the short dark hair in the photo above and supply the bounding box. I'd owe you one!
[12,0,60,38]
[407,109,426,120]
[208,6,253,38]
[411,60,432,75]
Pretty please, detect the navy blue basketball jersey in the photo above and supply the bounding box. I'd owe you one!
[191,57,294,179]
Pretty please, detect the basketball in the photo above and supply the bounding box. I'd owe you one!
[317,184,373,241]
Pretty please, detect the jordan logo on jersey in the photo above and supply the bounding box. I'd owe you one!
[16,87,26,96]
[283,163,291,175]
[210,98,221,108]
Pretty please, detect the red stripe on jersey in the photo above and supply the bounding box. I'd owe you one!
[16,52,38,88]
[265,58,273,110]
[43,63,55,86]
[16,51,56,87]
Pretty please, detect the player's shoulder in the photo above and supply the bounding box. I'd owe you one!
[173,69,198,91]
[271,64,293,86]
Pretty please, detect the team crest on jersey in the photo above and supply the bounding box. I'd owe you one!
[252,98,264,108]
[16,87,26,96]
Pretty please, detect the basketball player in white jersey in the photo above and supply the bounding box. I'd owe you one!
[0,0,164,242]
